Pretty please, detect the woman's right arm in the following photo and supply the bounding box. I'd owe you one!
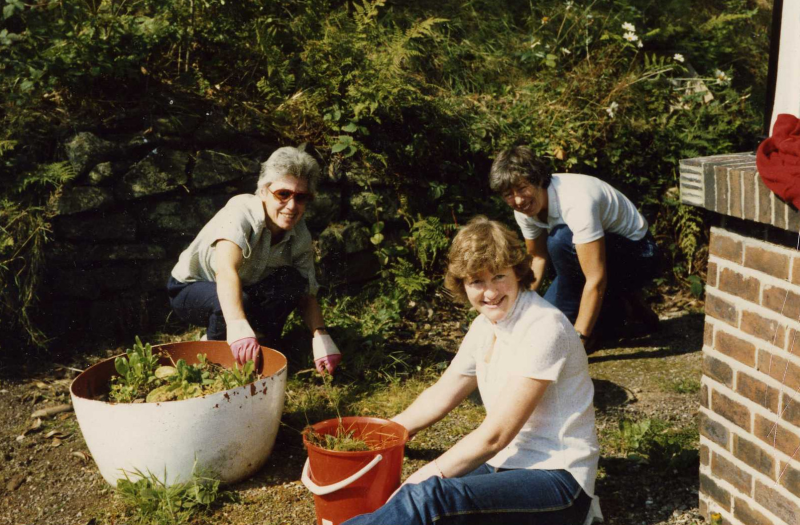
[525,235,549,292]
[214,240,247,322]
[392,366,477,436]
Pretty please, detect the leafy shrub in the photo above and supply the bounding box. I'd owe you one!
[0,0,770,351]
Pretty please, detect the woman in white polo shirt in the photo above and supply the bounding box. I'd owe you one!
[167,146,341,374]
[342,216,600,525]
[490,146,661,351]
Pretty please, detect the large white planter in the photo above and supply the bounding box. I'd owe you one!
[70,341,287,486]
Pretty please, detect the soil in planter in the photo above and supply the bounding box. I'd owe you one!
[108,336,258,403]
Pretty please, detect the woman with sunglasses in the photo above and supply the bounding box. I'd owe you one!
[167,146,342,374]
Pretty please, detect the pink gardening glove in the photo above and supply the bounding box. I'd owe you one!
[230,337,260,367]
[312,333,342,375]
[315,354,342,375]
[226,319,260,367]
[388,460,445,502]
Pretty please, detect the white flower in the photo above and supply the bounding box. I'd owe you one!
[530,39,541,49]
[622,22,636,32]
[606,101,619,119]
[637,41,643,48]
[714,69,729,83]
[673,53,685,63]
[561,47,571,55]
[565,1,574,9]
[623,32,639,42]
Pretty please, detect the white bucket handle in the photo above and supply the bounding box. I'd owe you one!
[301,454,383,496]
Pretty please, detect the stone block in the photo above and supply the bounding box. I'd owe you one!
[191,151,259,190]
[715,165,730,215]
[754,480,799,525]
[700,472,732,511]
[744,245,790,280]
[48,243,166,263]
[742,169,758,222]
[753,413,800,458]
[709,231,743,264]
[774,195,789,230]
[140,200,207,235]
[700,410,730,448]
[734,497,774,525]
[762,285,800,321]
[117,149,189,200]
[757,175,773,225]
[740,310,785,345]
[712,451,752,494]
[718,268,759,303]
[736,371,778,412]
[711,389,751,432]
[705,293,738,327]
[715,330,756,367]
[66,132,119,175]
[733,434,775,480]
[54,212,136,242]
[708,261,718,288]
[756,349,800,391]
[56,187,115,215]
[730,168,743,218]
[779,462,800,499]
[705,322,714,347]
[704,355,733,387]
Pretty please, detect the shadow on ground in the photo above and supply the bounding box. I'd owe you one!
[589,312,704,364]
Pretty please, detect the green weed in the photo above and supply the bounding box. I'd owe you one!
[610,418,699,473]
[116,464,236,525]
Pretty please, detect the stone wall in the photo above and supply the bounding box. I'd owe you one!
[43,126,389,347]
[681,154,800,525]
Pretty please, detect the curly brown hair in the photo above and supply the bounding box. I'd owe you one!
[444,216,533,304]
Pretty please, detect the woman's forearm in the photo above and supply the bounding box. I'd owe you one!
[574,278,606,337]
[216,268,246,322]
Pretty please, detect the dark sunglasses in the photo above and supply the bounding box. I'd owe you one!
[267,187,315,204]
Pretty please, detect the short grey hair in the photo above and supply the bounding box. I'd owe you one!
[256,146,321,194]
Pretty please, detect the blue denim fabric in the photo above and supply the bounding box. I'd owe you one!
[167,266,306,344]
[543,224,661,328]
[342,466,591,525]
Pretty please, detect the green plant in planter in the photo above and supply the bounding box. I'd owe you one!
[145,355,258,403]
[111,337,161,403]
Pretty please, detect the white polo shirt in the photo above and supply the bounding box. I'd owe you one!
[449,290,599,498]
[514,174,648,244]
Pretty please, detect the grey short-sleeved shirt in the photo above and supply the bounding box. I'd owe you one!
[171,194,319,295]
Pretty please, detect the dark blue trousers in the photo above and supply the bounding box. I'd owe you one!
[167,266,306,345]
[543,224,661,334]
[342,466,591,525]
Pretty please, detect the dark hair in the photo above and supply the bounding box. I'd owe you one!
[489,146,551,193]
[444,216,534,304]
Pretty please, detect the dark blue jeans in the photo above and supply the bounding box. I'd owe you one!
[543,224,660,332]
[342,466,591,525]
[167,266,306,345]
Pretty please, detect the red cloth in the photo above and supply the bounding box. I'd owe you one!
[757,113,800,210]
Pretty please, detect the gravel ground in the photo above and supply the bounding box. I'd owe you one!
[0,294,706,525]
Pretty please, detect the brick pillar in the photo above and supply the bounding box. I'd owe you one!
[682,154,800,525]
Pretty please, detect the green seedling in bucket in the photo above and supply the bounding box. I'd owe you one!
[109,337,258,403]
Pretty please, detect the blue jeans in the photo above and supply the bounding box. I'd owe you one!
[543,224,660,331]
[342,466,591,525]
[167,266,306,345]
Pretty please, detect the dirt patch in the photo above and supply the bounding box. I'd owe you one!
[0,297,705,525]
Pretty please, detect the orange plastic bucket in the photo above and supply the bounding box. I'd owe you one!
[301,416,408,525]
